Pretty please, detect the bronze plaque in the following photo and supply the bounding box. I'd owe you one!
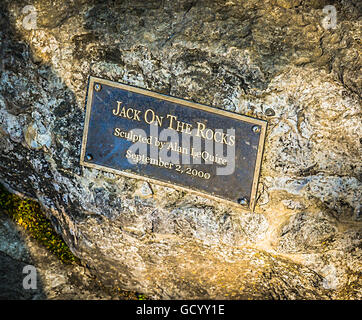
[80,76,267,209]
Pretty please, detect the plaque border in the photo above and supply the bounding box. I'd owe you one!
[80,76,267,211]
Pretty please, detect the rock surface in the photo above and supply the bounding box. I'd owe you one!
[0,0,361,299]
[0,211,123,299]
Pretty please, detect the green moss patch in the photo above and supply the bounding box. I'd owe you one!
[0,184,79,264]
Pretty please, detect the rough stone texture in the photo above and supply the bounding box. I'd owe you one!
[0,0,361,299]
[0,212,122,299]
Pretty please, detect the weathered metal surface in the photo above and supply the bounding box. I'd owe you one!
[80,76,267,209]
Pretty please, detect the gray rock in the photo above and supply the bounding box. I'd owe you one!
[0,0,361,299]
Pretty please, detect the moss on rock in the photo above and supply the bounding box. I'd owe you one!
[0,184,79,265]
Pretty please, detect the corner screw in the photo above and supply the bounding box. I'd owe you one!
[252,125,261,134]
[265,108,275,117]
[94,83,101,92]
[86,154,93,161]
[238,197,248,206]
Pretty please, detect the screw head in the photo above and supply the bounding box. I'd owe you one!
[238,197,248,206]
[252,125,261,133]
[86,154,93,161]
[94,83,101,92]
[265,108,275,117]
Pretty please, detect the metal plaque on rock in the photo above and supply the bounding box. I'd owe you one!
[80,76,267,209]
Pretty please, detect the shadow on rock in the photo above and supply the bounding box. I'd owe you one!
[0,213,46,299]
